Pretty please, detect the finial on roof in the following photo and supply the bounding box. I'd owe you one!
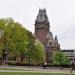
[55,36,57,40]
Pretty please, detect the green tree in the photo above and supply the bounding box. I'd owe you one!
[52,51,69,65]
[25,31,35,64]
[0,18,28,63]
[34,40,45,63]
[26,31,45,64]
[0,18,45,65]
[9,22,28,62]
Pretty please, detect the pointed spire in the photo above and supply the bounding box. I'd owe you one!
[55,36,58,44]
[55,36,57,40]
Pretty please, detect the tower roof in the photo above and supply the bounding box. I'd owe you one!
[35,9,49,23]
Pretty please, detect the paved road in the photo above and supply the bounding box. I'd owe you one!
[0,66,75,74]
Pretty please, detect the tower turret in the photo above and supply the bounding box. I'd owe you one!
[35,9,50,45]
[35,9,49,24]
[35,9,60,63]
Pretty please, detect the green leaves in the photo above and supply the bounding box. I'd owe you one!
[53,51,69,65]
[26,36,45,63]
[35,40,45,62]
[0,18,28,59]
[0,18,45,64]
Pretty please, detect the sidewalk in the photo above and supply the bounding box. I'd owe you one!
[0,66,75,74]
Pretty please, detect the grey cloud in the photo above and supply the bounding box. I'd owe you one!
[0,0,75,49]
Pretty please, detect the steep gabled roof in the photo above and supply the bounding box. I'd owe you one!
[36,9,49,23]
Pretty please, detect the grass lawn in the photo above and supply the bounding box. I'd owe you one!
[0,68,29,71]
[0,72,74,75]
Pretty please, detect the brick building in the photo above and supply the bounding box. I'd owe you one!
[35,9,60,63]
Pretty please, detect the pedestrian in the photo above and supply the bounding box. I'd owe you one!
[43,62,47,69]
[71,60,75,73]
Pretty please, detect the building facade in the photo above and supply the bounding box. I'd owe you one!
[61,50,75,62]
[35,9,60,63]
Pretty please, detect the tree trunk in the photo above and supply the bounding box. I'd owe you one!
[28,57,31,64]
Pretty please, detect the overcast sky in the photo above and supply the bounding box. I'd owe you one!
[0,0,75,49]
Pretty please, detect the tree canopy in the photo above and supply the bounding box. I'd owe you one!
[0,18,45,64]
[52,51,69,65]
